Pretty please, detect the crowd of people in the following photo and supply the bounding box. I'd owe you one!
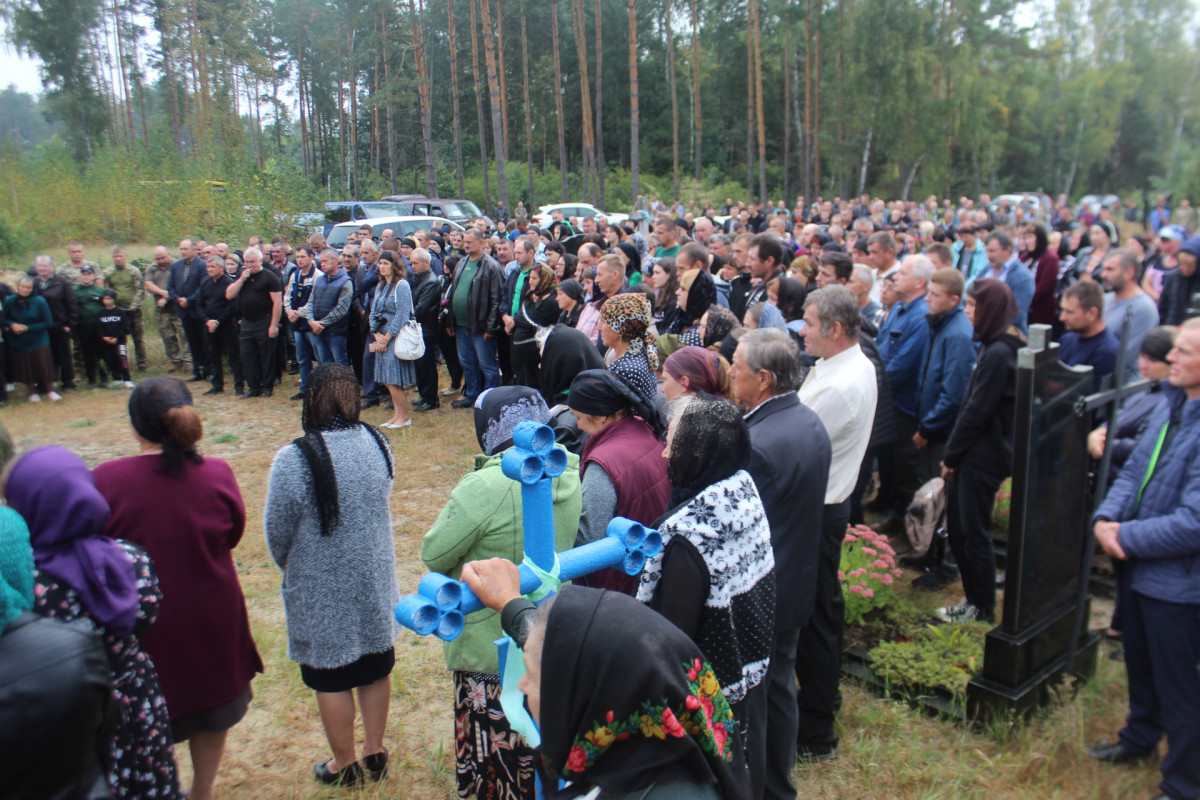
[0,189,1197,800]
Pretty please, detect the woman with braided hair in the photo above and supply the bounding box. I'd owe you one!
[265,364,399,787]
[93,378,262,800]
[599,291,660,412]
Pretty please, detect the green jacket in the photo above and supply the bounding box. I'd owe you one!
[74,284,106,328]
[421,450,582,674]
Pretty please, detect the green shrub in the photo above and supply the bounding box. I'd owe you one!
[868,621,991,695]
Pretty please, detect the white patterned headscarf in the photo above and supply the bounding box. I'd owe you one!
[473,386,552,456]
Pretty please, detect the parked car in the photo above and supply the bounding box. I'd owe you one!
[323,200,414,236]
[1078,194,1121,216]
[325,215,466,250]
[405,198,494,230]
[380,194,428,203]
[533,202,629,228]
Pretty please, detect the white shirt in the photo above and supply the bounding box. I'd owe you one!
[868,264,899,303]
[799,342,878,504]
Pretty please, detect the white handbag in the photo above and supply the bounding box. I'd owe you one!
[393,319,425,360]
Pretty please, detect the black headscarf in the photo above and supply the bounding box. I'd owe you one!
[616,241,642,277]
[665,393,751,509]
[538,586,751,800]
[668,270,718,334]
[773,276,807,322]
[472,386,551,456]
[967,278,1018,344]
[129,378,204,478]
[294,364,391,536]
[540,325,605,405]
[702,304,740,349]
[567,368,663,438]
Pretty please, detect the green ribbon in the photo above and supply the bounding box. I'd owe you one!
[1134,419,1170,516]
[522,553,562,602]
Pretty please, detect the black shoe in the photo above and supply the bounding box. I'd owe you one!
[290,392,305,401]
[413,401,438,412]
[313,759,363,787]
[202,387,224,396]
[288,363,300,375]
[240,390,262,399]
[262,389,273,398]
[451,396,475,409]
[875,513,906,536]
[362,397,381,409]
[1088,740,1154,764]
[912,564,959,591]
[796,742,838,763]
[864,496,891,513]
[187,375,206,382]
[363,749,388,782]
[63,382,77,390]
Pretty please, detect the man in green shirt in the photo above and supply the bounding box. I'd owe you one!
[73,266,107,386]
[101,246,147,371]
[448,228,503,408]
[653,216,681,260]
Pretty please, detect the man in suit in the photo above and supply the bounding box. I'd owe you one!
[167,238,210,382]
[731,327,832,800]
[796,285,879,762]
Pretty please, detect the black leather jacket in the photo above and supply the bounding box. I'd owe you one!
[0,612,115,799]
[445,253,503,336]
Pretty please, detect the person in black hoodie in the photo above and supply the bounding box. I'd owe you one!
[937,278,1025,623]
[410,247,444,411]
[192,256,244,396]
[1158,235,1200,326]
[96,290,134,388]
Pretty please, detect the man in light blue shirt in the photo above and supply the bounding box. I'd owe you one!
[983,231,1034,333]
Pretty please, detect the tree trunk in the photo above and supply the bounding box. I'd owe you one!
[349,31,360,195]
[381,23,397,193]
[409,0,438,198]
[901,153,925,200]
[446,0,467,198]
[154,0,183,151]
[858,90,878,194]
[751,0,766,204]
[688,0,701,182]
[337,31,348,191]
[813,0,822,192]
[571,0,596,206]
[628,0,640,205]
[496,2,509,158]
[594,0,605,209]
[521,7,535,210]
[663,3,679,204]
[783,20,791,203]
[480,0,508,208]
[298,29,310,177]
[551,1,569,201]
[804,0,813,200]
[745,13,753,202]
[469,0,492,210]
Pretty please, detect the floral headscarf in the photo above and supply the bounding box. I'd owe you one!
[601,292,658,371]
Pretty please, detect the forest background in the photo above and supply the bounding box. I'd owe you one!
[0,0,1195,255]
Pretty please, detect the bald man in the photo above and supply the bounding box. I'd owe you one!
[143,245,190,373]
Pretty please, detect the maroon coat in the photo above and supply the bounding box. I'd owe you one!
[578,415,672,594]
[93,455,262,719]
[1027,249,1061,327]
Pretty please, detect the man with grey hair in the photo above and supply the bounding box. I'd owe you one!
[874,254,934,534]
[225,247,282,398]
[168,238,211,382]
[848,263,884,333]
[795,284,878,765]
[730,327,832,799]
[33,254,79,390]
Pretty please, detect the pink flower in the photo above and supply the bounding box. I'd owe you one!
[661,707,686,738]
[872,559,889,569]
[863,588,875,598]
[567,746,588,772]
[844,533,858,543]
[849,585,864,594]
[837,571,846,580]
[880,574,894,585]
[861,547,877,556]
[849,568,867,578]
[892,569,904,577]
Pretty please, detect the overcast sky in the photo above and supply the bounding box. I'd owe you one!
[0,24,44,96]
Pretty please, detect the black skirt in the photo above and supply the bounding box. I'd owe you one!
[170,684,253,743]
[300,648,395,693]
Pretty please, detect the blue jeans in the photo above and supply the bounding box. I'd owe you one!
[455,326,499,400]
[294,328,317,391]
[312,333,349,366]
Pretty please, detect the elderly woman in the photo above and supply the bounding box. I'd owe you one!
[512,264,561,393]
[638,393,775,797]
[6,446,180,799]
[599,292,660,410]
[369,251,415,429]
[538,324,606,454]
[421,386,583,800]
[666,268,718,336]
[3,276,59,403]
[568,369,670,594]
[265,365,398,787]
[458,577,754,800]
[93,378,261,800]
[938,279,1025,624]
[662,345,735,402]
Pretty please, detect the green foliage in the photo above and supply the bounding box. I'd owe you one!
[993,478,1013,535]
[840,524,902,626]
[869,621,991,696]
[211,433,238,444]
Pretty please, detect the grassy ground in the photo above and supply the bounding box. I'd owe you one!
[1,244,1164,799]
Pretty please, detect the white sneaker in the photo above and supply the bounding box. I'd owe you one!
[935,600,980,623]
[48,391,62,402]
[28,393,40,403]
[122,381,135,389]
[4,383,13,392]
[440,386,462,396]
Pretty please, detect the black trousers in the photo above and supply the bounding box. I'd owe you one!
[946,464,1005,615]
[889,410,923,516]
[239,317,274,393]
[497,330,514,384]
[414,334,439,406]
[437,326,463,389]
[348,308,365,385]
[850,445,878,527]
[763,625,800,800]
[99,339,129,382]
[207,322,244,392]
[47,326,75,387]
[795,498,851,751]
[78,326,102,384]
[181,316,210,379]
[512,344,541,396]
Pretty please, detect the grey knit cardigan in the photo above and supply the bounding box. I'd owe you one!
[265,426,400,669]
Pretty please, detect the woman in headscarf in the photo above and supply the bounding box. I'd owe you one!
[265,364,398,787]
[659,304,741,363]
[662,345,735,402]
[93,378,262,800]
[743,301,788,332]
[1078,219,1117,280]
[637,393,775,797]
[616,240,643,280]
[599,292,660,411]
[368,250,415,429]
[512,265,561,393]
[0,505,117,800]
[556,278,586,328]
[938,279,1025,625]
[6,446,181,799]
[568,369,670,594]
[538,324,606,454]
[456,576,754,800]
[421,386,583,800]
[3,276,58,403]
[667,268,718,336]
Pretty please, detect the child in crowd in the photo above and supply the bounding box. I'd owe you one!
[96,289,134,389]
